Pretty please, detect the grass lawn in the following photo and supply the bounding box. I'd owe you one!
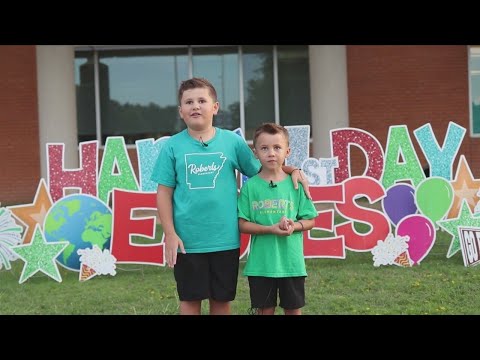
[1,224,478,315]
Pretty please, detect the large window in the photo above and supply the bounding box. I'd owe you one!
[277,46,311,128]
[74,45,311,144]
[470,46,480,136]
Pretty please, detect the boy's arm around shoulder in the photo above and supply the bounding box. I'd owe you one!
[283,167,311,200]
[233,132,261,177]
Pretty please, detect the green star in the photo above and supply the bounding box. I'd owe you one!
[11,224,68,284]
[438,200,480,258]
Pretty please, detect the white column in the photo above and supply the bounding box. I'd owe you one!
[309,45,349,158]
[36,45,78,180]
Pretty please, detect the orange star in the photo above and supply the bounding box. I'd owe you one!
[8,179,53,244]
[447,155,480,219]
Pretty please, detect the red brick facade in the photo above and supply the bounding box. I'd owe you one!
[0,46,40,205]
[1,45,475,205]
[346,45,474,177]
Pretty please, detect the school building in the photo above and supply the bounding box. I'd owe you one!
[1,45,478,205]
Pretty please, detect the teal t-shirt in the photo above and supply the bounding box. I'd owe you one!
[151,127,260,253]
[238,175,318,277]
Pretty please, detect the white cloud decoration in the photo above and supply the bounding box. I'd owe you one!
[371,234,411,267]
[77,245,117,281]
[0,207,23,270]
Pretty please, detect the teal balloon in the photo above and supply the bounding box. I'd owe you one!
[415,177,453,224]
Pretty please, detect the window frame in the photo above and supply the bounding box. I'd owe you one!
[74,45,311,147]
[469,45,480,137]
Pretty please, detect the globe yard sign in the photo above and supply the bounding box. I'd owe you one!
[2,122,480,284]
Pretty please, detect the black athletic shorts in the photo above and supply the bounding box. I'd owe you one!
[174,248,240,302]
[248,276,306,310]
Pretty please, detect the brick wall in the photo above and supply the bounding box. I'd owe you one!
[346,45,475,178]
[0,46,40,206]
[1,45,475,206]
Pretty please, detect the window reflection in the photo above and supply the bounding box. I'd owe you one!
[100,49,188,144]
[243,45,275,140]
[192,46,240,131]
[278,45,312,128]
[74,46,312,144]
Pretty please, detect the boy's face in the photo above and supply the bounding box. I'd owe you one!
[254,132,290,170]
[178,87,219,131]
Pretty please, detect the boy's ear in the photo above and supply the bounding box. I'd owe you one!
[253,148,258,158]
[285,147,291,157]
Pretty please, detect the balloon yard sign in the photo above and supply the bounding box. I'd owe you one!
[3,121,480,284]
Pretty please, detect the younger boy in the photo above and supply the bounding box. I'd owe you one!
[238,123,317,315]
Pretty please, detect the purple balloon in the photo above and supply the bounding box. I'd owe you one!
[382,184,417,226]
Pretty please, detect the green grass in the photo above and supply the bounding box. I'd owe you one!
[1,224,478,314]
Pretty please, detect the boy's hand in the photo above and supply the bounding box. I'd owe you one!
[279,216,289,230]
[279,216,294,232]
[273,217,295,236]
[291,169,311,200]
[164,233,186,268]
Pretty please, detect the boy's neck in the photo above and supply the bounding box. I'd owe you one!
[187,126,216,142]
[258,168,287,182]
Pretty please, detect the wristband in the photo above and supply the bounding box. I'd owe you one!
[298,221,304,231]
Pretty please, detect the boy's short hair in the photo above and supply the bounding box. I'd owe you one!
[253,123,290,147]
[178,77,218,104]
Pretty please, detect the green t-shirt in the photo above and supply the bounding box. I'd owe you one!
[238,175,318,277]
[151,127,260,253]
